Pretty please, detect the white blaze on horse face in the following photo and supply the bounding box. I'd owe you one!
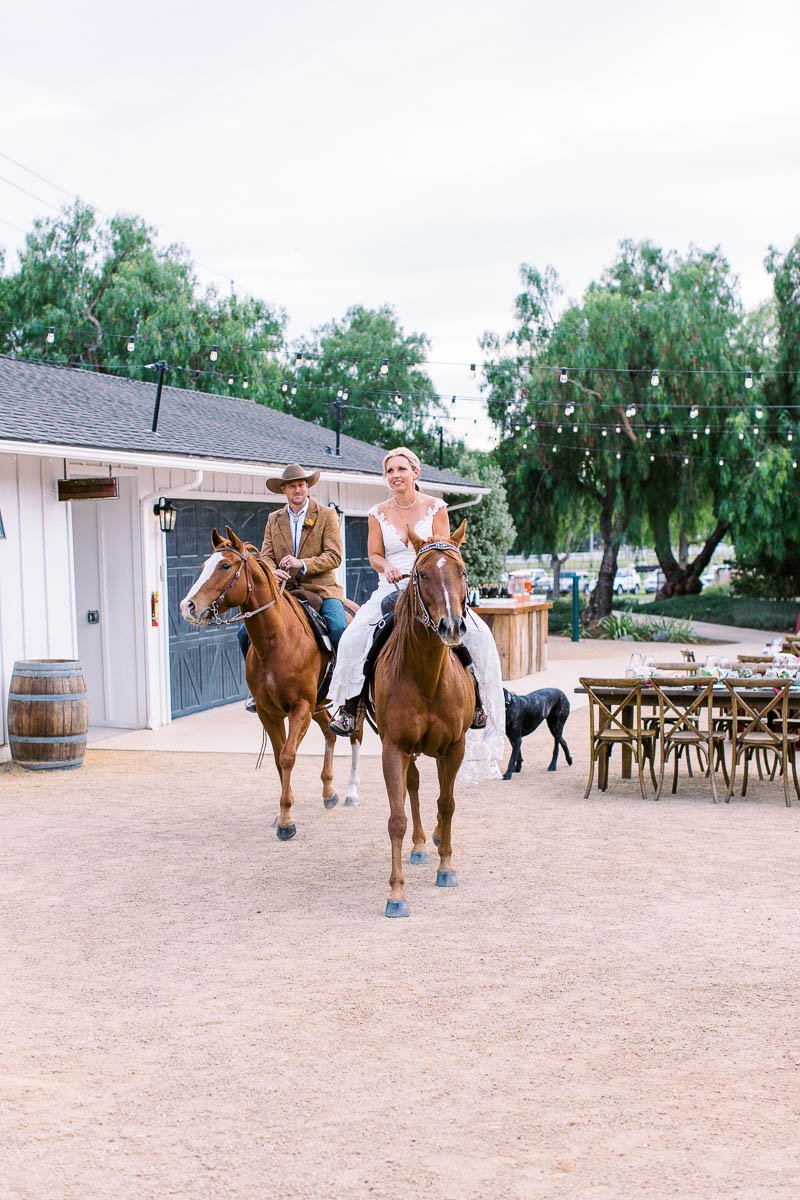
[435,555,454,623]
[180,551,224,617]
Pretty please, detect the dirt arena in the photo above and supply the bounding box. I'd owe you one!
[2,710,800,1200]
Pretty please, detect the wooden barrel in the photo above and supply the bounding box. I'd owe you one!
[7,660,89,771]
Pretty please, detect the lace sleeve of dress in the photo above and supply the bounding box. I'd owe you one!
[429,497,446,516]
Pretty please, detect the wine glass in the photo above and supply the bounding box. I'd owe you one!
[629,652,643,675]
[643,655,655,677]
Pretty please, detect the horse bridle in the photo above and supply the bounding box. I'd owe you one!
[410,540,468,634]
[206,545,283,626]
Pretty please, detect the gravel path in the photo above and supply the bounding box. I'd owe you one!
[2,715,800,1199]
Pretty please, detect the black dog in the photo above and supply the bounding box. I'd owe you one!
[503,687,572,779]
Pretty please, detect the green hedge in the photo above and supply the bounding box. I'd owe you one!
[621,590,797,632]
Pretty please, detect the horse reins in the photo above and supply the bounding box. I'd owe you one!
[207,545,286,626]
[410,541,468,634]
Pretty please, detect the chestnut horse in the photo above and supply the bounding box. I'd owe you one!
[179,525,361,837]
[373,521,474,917]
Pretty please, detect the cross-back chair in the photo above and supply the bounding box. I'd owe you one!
[650,678,728,803]
[724,679,800,807]
[580,678,658,800]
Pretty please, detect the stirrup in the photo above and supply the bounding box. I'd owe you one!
[329,706,356,736]
[470,704,488,730]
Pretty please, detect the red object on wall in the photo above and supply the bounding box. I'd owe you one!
[151,591,159,627]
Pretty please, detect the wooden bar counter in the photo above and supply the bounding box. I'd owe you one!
[471,598,551,680]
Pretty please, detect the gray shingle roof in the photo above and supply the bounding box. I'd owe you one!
[0,355,478,490]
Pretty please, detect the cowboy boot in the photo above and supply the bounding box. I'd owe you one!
[468,667,488,730]
[329,695,360,737]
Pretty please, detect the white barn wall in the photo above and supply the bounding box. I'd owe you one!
[0,454,77,753]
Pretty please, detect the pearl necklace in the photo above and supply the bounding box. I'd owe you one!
[392,494,418,510]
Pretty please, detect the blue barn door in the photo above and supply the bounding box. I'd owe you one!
[344,516,378,604]
[166,500,276,718]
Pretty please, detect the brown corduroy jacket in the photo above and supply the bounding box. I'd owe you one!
[259,498,344,600]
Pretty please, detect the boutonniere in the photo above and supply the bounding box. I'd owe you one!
[303,515,316,529]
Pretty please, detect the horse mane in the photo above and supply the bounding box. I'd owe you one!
[381,574,417,680]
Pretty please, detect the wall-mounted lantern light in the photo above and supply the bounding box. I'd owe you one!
[153,497,177,533]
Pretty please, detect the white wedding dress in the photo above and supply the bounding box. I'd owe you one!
[329,499,505,783]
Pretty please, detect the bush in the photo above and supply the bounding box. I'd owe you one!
[634,593,797,632]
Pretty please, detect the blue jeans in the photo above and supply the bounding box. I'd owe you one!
[237,597,347,658]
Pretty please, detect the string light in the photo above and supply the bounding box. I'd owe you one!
[689,405,699,419]
[564,401,575,416]
[625,403,636,417]
[295,352,303,366]
[227,375,234,386]
[469,363,476,379]
[242,377,249,389]
[379,358,389,376]
[126,334,135,353]
[46,327,55,344]
[650,368,660,387]
[745,370,753,389]
[209,345,219,362]
[559,367,568,384]
[755,405,763,419]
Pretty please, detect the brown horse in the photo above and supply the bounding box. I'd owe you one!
[373,521,474,917]
[179,525,361,838]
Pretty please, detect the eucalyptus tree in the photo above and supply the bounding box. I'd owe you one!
[0,202,287,404]
[483,242,753,621]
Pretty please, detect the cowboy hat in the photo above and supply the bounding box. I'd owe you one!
[265,463,321,493]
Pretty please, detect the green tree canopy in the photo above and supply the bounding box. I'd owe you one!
[0,202,287,404]
[283,305,455,460]
[482,242,763,620]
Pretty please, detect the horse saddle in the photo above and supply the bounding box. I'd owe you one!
[290,587,332,653]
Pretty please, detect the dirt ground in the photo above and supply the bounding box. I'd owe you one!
[2,711,800,1200]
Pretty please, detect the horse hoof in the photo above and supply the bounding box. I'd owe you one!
[276,823,297,841]
[323,793,339,810]
[344,795,358,807]
[436,870,458,888]
[385,899,409,918]
[410,850,428,865]
[502,773,512,781]
[547,764,557,772]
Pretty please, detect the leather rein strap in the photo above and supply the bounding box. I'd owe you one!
[209,545,285,626]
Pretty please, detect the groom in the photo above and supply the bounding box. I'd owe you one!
[238,463,347,709]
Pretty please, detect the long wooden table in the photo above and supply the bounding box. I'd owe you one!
[576,678,800,779]
[472,599,551,680]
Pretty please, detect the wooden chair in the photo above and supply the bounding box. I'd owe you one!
[580,678,658,800]
[650,678,728,803]
[681,649,696,663]
[724,680,800,807]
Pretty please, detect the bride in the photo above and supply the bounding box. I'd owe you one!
[328,446,505,783]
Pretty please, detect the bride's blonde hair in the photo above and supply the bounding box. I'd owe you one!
[382,446,421,477]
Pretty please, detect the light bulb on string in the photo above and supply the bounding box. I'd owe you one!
[753,425,759,435]
[718,458,725,467]
[755,405,763,420]
[557,425,563,434]
[659,425,666,435]
[794,461,798,469]
[689,405,699,419]
[646,429,652,439]
[755,459,761,468]
[615,451,621,460]
[227,375,234,386]
[451,395,456,405]
[738,431,745,440]
[46,327,55,344]
[242,377,249,390]
[692,432,698,440]
[572,424,578,433]
[342,388,349,401]
[564,402,575,416]
[788,433,794,442]
[559,367,568,384]
[295,352,303,367]
[683,457,689,465]
[705,426,711,436]
[469,363,476,379]
[649,454,655,462]
[650,368,660,387]
[126,334,135,353]
[290,383,297,395]
[209,345,219,362]
[615,425,621,434]
[379,358,389,376]
[281,381,289,393]
[745,370,753,389]
[625,403,636,418]
[601,429,608,437]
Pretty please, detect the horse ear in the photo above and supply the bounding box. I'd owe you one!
[450,519,467,547]
[408,527,424,553]
[225,525,243,549]
[211,527,224,548]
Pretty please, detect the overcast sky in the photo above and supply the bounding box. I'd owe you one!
[3,0,799,447]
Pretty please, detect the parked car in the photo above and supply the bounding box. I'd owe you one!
[559,570,591,594]
[589,567,642,595]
